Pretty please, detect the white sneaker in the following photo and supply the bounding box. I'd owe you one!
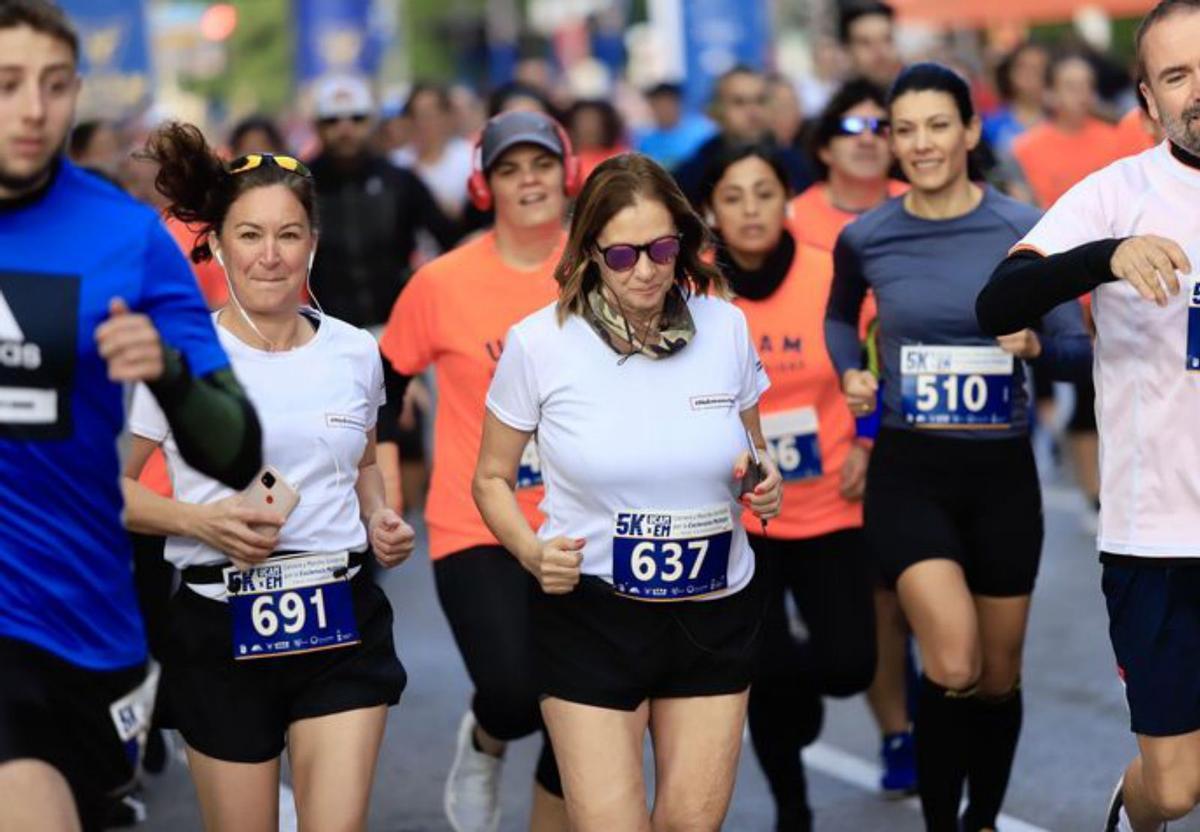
[444,712,502,832]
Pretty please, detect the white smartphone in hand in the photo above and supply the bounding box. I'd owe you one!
[239,466,300,533]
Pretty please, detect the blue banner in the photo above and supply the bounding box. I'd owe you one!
[57,0,152,117]
[295,0,384,83]
[680,0,769,111]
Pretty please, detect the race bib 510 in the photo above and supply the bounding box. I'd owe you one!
[900,345,1013,429]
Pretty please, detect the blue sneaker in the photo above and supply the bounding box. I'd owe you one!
[880,732,917,798]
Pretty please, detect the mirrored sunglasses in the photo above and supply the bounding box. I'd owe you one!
[834,116,889,137]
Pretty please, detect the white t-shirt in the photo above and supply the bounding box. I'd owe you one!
[1015,142,1200,557]
[390,137,473,216]
[129,311,385,569]
[486,294,770,598]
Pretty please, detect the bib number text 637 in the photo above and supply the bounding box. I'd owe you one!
[628,539,710,584]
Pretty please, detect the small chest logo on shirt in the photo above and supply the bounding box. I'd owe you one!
[690,394,736,411]
[0,290,41,370]
[325,412,366,431]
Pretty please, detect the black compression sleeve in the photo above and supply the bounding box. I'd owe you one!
[376,352,413,445]
[824,235,870,378]
[975,239,1125,336]
[146,350,262,489]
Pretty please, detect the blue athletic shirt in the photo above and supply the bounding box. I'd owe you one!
[0,161,229,671]
[825,187,1091,439]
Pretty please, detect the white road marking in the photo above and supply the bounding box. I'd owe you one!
[802,742,1055,832]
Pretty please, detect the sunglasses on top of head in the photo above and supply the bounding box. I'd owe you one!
[833,116,889,137]
[317,113,370,128]
[228,153,313,179]
[596,234,682,272]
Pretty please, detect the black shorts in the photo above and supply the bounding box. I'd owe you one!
[532,571,764,711]
[1102,556,1200,737]
[0,638,148,832]
[864,428,1043,596]
[161,571,406,763]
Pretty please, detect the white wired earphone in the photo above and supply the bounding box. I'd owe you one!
[211,241,323,352]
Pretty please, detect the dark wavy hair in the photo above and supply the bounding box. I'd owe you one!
[698,142,792,209]
[809,78,888,179]
[139,122,317,264]
[554,153,727,322]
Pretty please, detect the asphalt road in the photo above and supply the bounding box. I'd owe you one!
[134,477,1200,831]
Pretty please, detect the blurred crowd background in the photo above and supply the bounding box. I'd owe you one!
[61,0,1159,215]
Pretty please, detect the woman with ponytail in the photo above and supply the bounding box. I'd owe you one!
[120,122,414,832]
[824,64,1092,831]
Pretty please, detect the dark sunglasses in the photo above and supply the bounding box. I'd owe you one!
[317,114,370,128]
[833,116,889,137]
[597,234,682,272]
[228,153,313,179]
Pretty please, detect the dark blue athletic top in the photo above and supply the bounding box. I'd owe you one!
[825,187,1091,439]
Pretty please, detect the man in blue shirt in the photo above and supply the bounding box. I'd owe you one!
[0,3,261,830]
[634,82,715,172]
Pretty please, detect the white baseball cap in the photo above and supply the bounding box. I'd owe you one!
[313,75,374,120]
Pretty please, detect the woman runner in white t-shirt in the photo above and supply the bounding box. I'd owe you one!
[120,124,415,832]
[474,153,783,831]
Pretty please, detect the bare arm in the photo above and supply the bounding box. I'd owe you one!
[473,411,582,594]
[121,434,203,537]
[120,434,280,565]
[357,431,416,568]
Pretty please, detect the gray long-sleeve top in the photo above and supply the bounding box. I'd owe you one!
[824,187,1092,439]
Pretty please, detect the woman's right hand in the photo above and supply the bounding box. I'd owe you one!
[188,495,283,570]
[522,537,584,595]
[842,369,879,417]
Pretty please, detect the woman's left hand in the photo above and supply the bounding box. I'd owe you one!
[734,451,783,521]
[369,508,416,568]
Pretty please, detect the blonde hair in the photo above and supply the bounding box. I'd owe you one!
[554,153,728,323]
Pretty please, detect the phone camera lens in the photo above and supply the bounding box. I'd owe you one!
[261,471,276,488]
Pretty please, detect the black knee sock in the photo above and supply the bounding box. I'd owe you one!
[748,681,823,831]
[962,683,1023,831]
[915,675,975,832]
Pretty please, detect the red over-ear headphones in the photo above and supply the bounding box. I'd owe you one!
[466,115,583,212]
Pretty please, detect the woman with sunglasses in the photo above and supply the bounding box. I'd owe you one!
[121,124,415,832]
[474,153,783,831]
[379,110,578,832]
[700,142,878,831]
[796,78,921,799]
[825,64,1091,832]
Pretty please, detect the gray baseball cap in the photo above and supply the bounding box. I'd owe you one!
[480,111,566,171]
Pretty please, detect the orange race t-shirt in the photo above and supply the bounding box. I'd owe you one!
[734,241,867,539]
[1113,106,1158,160]
[788,181,908,254]
[1012,117,1122,208]
[165,216,227,309]
[380,230,563,559]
